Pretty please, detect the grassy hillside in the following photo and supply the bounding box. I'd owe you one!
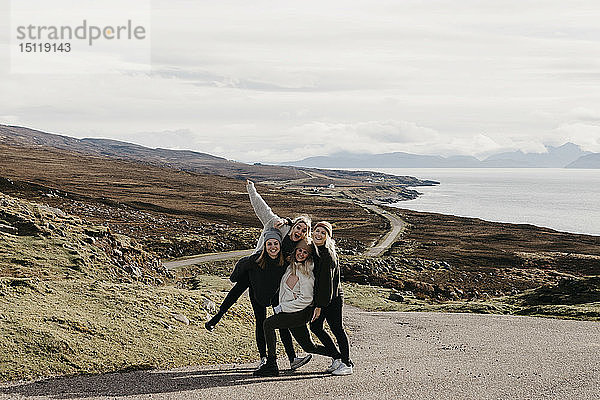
[342,277,600,321]
[0,193,261,382]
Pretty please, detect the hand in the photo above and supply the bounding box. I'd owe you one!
[311,307,321,322]
[274,218,286,229]
[246,179,254,186]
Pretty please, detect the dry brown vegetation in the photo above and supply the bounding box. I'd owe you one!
[0,143,387,252]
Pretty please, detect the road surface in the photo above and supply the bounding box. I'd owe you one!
[2,308,598,400]
[362,203,405,257]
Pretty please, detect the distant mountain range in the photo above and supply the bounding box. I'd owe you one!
[0,124,299,181]
[282,143,600,168]
[0,124,434,187]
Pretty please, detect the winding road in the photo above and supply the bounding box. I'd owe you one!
[162,203,403,270]
[362,203,405,257]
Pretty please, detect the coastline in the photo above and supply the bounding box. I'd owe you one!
[375,167,600,237]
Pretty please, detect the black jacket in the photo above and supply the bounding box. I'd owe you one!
[313,245,342,307]
[248,254,288,308]
[281,235,295,259]
[229,254,254,284]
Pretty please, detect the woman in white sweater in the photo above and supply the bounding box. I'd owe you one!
[255,239,338,377]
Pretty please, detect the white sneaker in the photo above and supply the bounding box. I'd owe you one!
[255,357,267,371]
[325,358,342,373]
[290,354,312,370]
[332,362,353,376]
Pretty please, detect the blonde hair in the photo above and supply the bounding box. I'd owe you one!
[314,221,338,265]
[290,258,312,277]
[289,238,314,276]
[291,215,312,239]
[323,235,338,266]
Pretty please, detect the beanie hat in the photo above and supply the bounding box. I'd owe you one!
[291,215,311,229]
[314,221,333,238]
[263,228,282,244]
[295,238,313,255]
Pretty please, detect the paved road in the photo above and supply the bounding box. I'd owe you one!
[3,308,598,400]
[363,203,405,257]
[162,203,404,270]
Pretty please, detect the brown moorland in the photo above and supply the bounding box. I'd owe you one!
[0,143,387,254]
[1,125,599,310]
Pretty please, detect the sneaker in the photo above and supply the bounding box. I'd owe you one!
[332,362,353,376]
[204,314,220,332]
[325,358,342,373]
[204,321,215,332]
[290,354,312,370]
[253,358,279,377]
[254,357,267,371]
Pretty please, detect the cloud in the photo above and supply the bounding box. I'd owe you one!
[357,121,439,143]
[555,122,600,152]
[2,0,600,163]
[567,107,600,122]
[119,129,201,150]
[285,120,440,154]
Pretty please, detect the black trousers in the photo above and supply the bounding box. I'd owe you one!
[214,277,296,360]
[248,287,296,360]
[263,307,336,360]
[310,295,352,366]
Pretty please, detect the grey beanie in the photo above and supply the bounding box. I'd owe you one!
[264,228,282,243]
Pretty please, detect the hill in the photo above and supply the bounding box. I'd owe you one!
[283,143,594,168]
[0,124,435,189]
[480,143,590,167]
[0,142,390,257]
[565,153,600,168]
[0,192,262,382]
[2,123,599,384]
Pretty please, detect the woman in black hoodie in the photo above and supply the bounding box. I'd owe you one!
[310,221,354,376]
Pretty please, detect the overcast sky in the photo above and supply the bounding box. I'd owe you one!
[1,0,600,162]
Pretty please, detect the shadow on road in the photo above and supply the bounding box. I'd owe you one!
[1,367,329,398]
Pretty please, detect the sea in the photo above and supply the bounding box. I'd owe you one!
[359,168,600,237]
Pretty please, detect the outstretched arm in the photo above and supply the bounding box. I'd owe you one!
[246,180,282,227]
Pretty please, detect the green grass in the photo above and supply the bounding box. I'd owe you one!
[342,282,600,320]
[2,273,598,383]
[0,275,261,383]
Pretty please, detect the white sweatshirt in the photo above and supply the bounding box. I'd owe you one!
[247,181,291,253]
[278,260,315,313]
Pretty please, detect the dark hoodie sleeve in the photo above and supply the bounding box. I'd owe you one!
[314,250,334,307]
[229,254,257,283]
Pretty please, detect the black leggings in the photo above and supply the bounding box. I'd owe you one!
[264,307,336,360]
[210,278,296,361]
[310,296,352,366]
[249,287,296,360]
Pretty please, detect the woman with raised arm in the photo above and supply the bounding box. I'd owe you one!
[310,221,353,375]
[204,180,313,371]
[256,239,338,377]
